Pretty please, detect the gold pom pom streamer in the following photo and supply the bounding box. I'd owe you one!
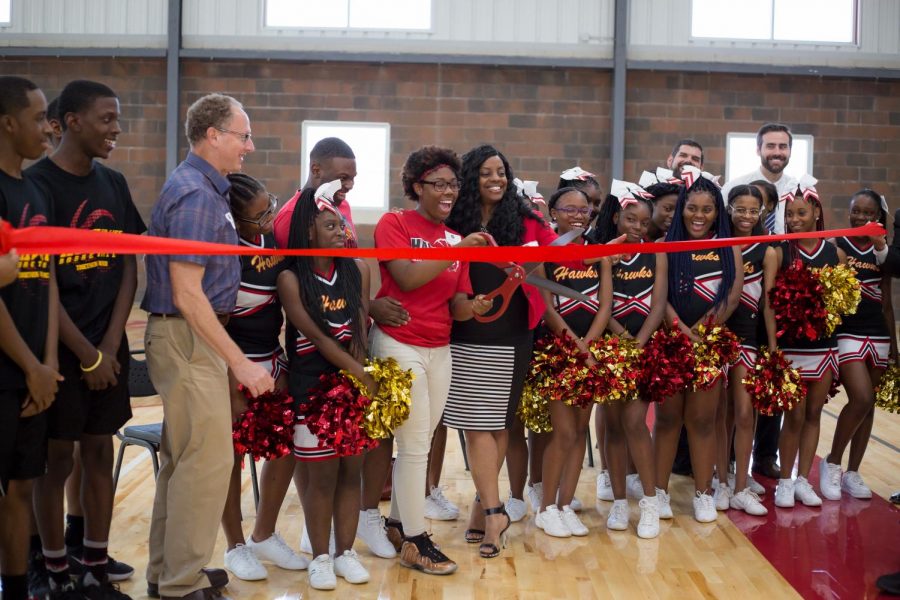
[813,264,861,337]
[588,335,643,404]
[344,357,414,440]
[692,320,740,391]
[742,347,806,415]
[517,381,553,433]
[875,364,900,414]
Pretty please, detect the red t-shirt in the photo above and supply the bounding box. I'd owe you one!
[273,189,358,248]
[521,214,559,329]
[374,209,473,347]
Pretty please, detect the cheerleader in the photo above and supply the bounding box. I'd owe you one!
[820,189,896,500]
[276,184,373,590]
[654,166,743,523]
[721,184,777,516]
[641,168,681,242]
[534,187,613,538]
[221,174,307,581]
[763,176,846,508]
[557,166,604,233]
[595,181,667,538]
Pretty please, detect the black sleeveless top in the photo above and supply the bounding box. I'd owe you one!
[612,252,656,337]
[226,234,287,355]
[727,242,768,345]
[544,259,602,339]
[835,237,889,337]
[672,247,726,328]
[778,240,840,349]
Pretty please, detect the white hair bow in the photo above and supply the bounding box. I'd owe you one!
[610,179,652,208]
[679,165,721,189]
[787,174,819,203]
[638,167,681,188]
[560,166,596,182]
[514,178,545,205]
[314,180,341,216]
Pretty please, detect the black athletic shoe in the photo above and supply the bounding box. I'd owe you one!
[78,573,132,600]
[48,580,88,600]
[67,555,134,583]
[28,550,51,600]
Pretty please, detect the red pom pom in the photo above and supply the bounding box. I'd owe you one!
[232,387,296,461]
[769,259,828,343]
[742,347,806,415]
[637,325,695,402]
[303,372,378,457]
[528,331,594,407]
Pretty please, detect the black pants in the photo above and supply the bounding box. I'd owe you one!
[753,413,781,464]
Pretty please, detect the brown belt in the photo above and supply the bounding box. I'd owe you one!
[149,312,230,326]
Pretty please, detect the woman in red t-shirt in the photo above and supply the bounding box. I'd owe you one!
[370,146,491,575]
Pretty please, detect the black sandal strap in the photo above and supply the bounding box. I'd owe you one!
[484,505,506,516]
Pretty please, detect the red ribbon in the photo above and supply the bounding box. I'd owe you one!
[0,219,884,262]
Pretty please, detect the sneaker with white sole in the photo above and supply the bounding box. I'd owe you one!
[356,509,397,558]
[224,544,267,581]
[637,496,660,539]
[748,475,765,495]
[626,474,644,499]
[536,504,571,537]
[568,496,583,512]
[841,470,872,499]
[301,523,336,556]
[656,488,673,519]
[731,488,768,516]
[424,486,460,521]
[505,494,528,522]
[774,479,795,508]
[794,476,822,506]
[819,459,843,501]
[334,549,369,584]
[596,470,614,501]
[692,491,717,523]
[606,499,629,531]
[247,532,308,570]
[561,505,588,536]
[714,485,732,511]
[526,482,544,513]
[308,554,336,590]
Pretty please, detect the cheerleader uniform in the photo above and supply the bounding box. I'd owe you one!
[545,253,601,340]
[673,247,725,329]
[835,237,890,368]
[287,262,356,461]
[612,252,656,338]
[778,241,840,379]
[226,233,288,378]
[726,243,768,370]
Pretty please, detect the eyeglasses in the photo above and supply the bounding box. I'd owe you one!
[420,180,460,193]
[553,206,593,217]
[730,207,761,217]
[216,128,252,144]
[235,193,278,227]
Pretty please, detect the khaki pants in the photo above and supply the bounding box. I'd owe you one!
[144,316,232,597]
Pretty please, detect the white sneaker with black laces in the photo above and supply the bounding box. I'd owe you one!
[596,470,614,501]
[424,486,460,521]
[334,549,369,584]
[560,505,588,536]
[692,491,717,523]
[656,488,673,519]
[224,544,267,581]
[308,554,336,590]
[505,493,528,523]
[637,496,660,539]
[819,459,843,501]
[355,509,396,559]
[794,476,822,506]
[606,499,629,531]
[626,474,644,499]
[247,532,308,570]
[536,504,571,538]
[841,470,872,499]
[526,482,543,513]
[731,488,768,516]
[774,478,795,508]
[714,485,733,511]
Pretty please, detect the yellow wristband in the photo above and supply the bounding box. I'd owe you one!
[80,350,103,373]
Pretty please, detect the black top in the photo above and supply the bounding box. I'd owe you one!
[673,248,726,329]
[0,169,52,391]
[226,233,287,355]
[836,237,889,337]
[778,240,840,348]
[27,158,146,345]
[612,252,657,337]
[727,242,768,345]
[544,259,601,339]
[451,262,530,346]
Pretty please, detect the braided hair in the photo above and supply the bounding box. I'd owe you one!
[851,188,888,227]
[782,187,825,263]
[665,177,735,318]
[226,172,266,215]
[590,193,654,244]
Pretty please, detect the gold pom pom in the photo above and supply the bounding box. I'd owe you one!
[517,381,553,433]
[588,335,642,404]
[344,357,414,440]
[813,264,861,337]
[875,364,900,414]
[692,321,740,391]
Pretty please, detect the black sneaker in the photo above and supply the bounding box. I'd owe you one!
[67,555,134,583]
[78,573,132,600]
[28,550,51,600]
[48,580,88,600]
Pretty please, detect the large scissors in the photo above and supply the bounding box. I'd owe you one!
[474,228,597,323]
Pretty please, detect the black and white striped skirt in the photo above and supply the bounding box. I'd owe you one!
[442,339,532,431]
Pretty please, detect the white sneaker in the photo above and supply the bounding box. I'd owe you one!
[774,479,795,508]
[637,496,660,539]
[526,482,544,513]
[606,499,629,531]
[794,476,822,507]
[505,493,528,522]
[692,491,717,523]
[560,505,588,536]
[536,504,571,538]
[656,488,673,519]
[247,532,308,570]
[714,485,732,511]
[748,475,765,495]
[596,470,614,501]
[356,509,397,559]
[727,473,736,490]
[224,544,267,581]
[308,554,336,591]
[818,459,843,501]
[301,523,336,556]
[841,470,872,499]
[626,474,644,499]
[568,496,583,512]
[424,485,460,521]
[731,488,768,516]
[333,549,369,584]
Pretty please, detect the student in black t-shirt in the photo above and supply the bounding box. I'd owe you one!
[0,75,62,600]
[27,80,145,599]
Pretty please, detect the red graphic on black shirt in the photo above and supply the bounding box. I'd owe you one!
[16,203,47,228]
[70,199,115,228]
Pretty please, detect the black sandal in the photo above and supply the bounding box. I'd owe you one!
[479,505,511,559]
[465,494,484,543]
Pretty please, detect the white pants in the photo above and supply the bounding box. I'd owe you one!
[369,326,451,538]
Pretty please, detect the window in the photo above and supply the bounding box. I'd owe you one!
[300,121,391,225]
[691,0,857,44]
[725,133,814,182]
[265,0,431,30]
[0,0,10,26]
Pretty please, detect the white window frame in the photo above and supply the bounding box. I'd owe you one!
[690,0,859,46]
[725,132,815,183]
[262,0,434,33]
[0,0,11,27]
[300,120,391,226]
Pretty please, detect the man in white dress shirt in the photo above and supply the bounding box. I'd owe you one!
[721,123,798,234]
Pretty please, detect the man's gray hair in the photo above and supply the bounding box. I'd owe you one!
[185,93,241,145]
